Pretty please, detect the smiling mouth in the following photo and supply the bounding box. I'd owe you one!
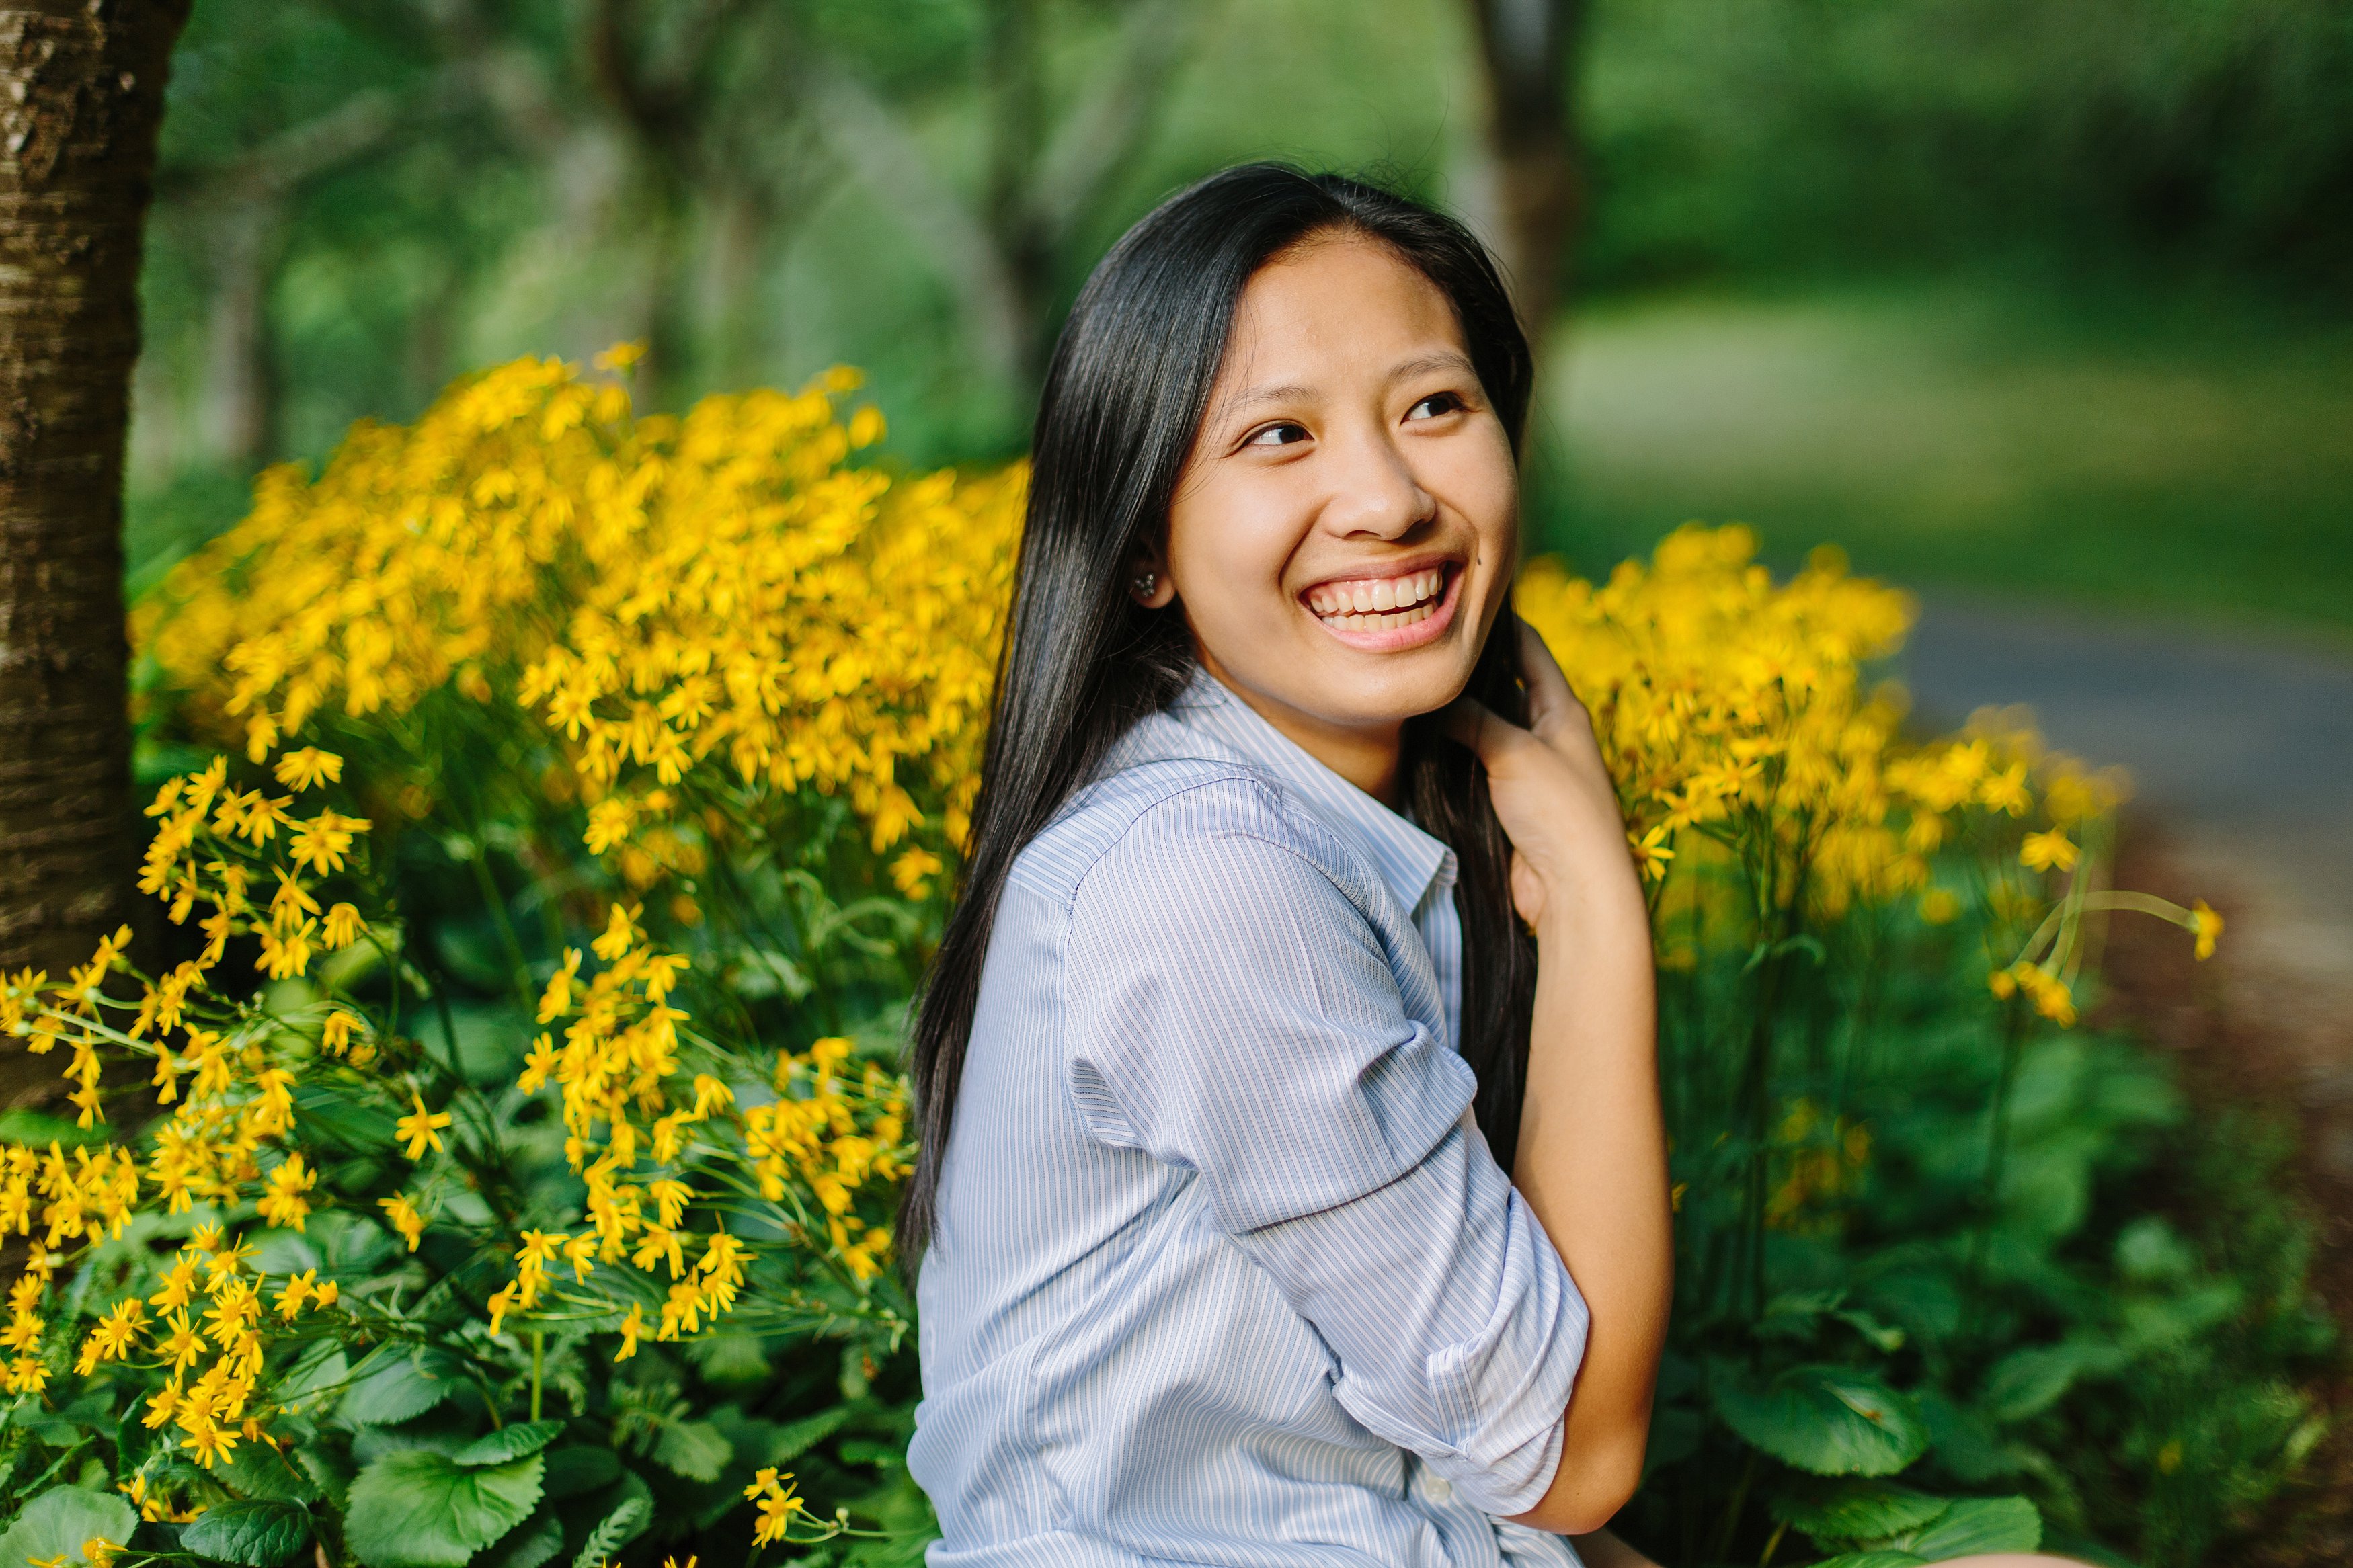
[1303,565,1451,632]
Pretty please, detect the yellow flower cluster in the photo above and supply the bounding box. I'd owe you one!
[505,891,911,1348]
[743,1467,807,1546]
[1519,526,1927,916]
[143,354,1022,878]
[1518,526,2217,1024]
[7,1222,337,1475]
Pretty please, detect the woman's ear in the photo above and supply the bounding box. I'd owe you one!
[1127,550,1177,610]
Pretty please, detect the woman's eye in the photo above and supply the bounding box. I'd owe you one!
[1407,391,1466,421]
[1242,422,1310,448]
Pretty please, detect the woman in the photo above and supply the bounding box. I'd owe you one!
[902,164,2069,1568]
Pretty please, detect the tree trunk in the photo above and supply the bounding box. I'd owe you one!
[1462,0,1585,361]
[0,0,188,1098]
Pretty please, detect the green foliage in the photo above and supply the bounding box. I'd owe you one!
[1711,1365,1929,1477]
[181,1500,316,1567]
[0,1488,138,1568]
[344,1452,547,1568]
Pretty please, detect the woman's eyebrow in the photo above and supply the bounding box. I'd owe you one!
[1213,381,1316,420]
[1386,349,1477,383]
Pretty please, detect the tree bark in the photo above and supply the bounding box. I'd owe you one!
[0,1,188,1080]
[1462,0,1585,358]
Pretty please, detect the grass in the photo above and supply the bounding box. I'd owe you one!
[1533,279,2353,638]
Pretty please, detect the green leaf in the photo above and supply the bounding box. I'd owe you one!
[296,1446,356,1512]
[344,1452,546,1568]
[340,1347,468,1428]
[653,1420,734,1483]
[182,1500,315,1568]
[0,1487,139,1568]
[1767,1479,1950,1542]
[218,1441,323,1503]
[767,1406,852,1462]
[477,1507,565,1568]
[1913,1391,2020,1484]
[1981,1345,2086,1423]
[569,1497,649,1568]
[0,1108,108,1148]
[1810,1555,1927,1568]
[541,1447,621,1501]
[1712,1364,1929,1477]
[456,1421,566,1467]
[1893,1497,2042,1557]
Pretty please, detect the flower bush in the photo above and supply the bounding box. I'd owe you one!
[0,355,2322,1568]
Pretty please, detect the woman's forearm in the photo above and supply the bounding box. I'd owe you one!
[1506,866,1671,1535]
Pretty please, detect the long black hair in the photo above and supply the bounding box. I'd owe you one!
[899,163,1539,1262]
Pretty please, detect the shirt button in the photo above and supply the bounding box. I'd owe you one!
[1423,1474,1454,1503]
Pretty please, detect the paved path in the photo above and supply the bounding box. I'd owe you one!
[1901,597,2353,1073]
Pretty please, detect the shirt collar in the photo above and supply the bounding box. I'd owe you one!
[1114,667,1458,919]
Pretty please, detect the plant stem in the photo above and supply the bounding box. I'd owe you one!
[530,1329,544,1421]
[1710,1447,1761,1564]
[1966,994,2028,1330]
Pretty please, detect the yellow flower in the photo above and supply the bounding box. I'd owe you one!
[2191,899,2223,961]
[257,1155,317,1231]
[397,1091,454,1161]
[741,1467,805,1546]
[380,1192,428,1252]
[320,1009,361,1053]
[614,1302,645,1362]
[2019,828,2079,873]
[272,748,344,791]
[321,903,366,949]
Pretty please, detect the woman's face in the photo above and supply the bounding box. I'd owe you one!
[1157,233,1519,779]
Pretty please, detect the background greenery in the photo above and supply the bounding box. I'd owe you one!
[128,0,2353,631]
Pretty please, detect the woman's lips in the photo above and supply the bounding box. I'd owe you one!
[1302,562,1462,651]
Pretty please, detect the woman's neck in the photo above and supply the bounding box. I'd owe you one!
[1197,655,1404,807]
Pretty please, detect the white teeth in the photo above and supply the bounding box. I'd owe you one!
[1307,565,1449,621]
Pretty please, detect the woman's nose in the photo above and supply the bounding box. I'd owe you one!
[1320,427,1435,540]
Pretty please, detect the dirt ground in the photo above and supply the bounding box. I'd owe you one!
[2102,825,2353,1566]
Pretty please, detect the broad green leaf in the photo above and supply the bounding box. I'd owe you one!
[182,1500,314,1568]
[541,1447,621,1500]
[344,1451,545,1568]
[0,1108,108,1147]
[0,1487,139,1568]
[1894,1497,2042,1558]
[1712,1364,1929,1477]
[1767,1479,1950,1542]
[653,1420,733,1482]
[218,1441,322,1503]
[1810,1554,1927,1568]
[1982,1345,2087,1423]
[341,1347,467,1428]
[1913,1391,2020,1484]
[477,1507,565,1568]
[456,1421,566,1467]
[296,1445,356,1511]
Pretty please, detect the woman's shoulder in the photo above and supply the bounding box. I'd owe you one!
[1008,751,1368,919]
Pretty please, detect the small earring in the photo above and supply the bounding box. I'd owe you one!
[1131,571,1157,600]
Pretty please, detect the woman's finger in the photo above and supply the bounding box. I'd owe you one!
[1441,694,1495,753]
[1516,620,1579,733]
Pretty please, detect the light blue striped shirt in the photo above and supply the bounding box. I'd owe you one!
[911,669,1589,1568]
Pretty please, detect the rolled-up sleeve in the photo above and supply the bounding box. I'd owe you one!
[1063,785,1588,1517]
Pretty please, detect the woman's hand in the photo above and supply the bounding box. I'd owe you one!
[1443,620,1644,939]
[1450,616,1671,1538]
